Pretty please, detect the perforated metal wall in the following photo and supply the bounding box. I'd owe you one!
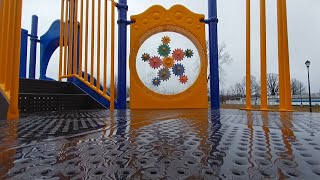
[18,79,104,113]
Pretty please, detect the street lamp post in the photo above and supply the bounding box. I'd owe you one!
[300,83,303,106]
[305,60,312,112]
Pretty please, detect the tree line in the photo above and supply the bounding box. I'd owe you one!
[222,73,307,98]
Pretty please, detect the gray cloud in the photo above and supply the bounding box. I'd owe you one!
[21,0,320,92]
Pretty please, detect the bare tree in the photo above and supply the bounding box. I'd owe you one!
[218,43,233,82]
[233,82,245,97]
[207,42,233,85]
[291,78,306,96]
[241,75,260,97]
[267,73,279,96]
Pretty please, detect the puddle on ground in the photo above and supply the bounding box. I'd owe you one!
[0,109,319,179]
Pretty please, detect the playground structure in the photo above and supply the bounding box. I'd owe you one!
[0,0,294,120]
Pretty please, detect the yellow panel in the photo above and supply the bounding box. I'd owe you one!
[129,5,208,109]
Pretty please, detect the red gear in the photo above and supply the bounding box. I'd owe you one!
[149,56,162,69]
[172,48,185,61]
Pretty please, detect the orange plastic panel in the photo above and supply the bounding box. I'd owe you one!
[129,5,208,109]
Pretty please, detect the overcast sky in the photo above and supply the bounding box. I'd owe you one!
[21,0,320,93]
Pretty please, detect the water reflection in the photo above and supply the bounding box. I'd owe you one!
[0,109,319,179]
[276,112,298,179]
[0,120,18,177]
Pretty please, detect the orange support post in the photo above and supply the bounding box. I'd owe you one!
[59,0,65,81]
[0,1,2,90]
[0,0,8,87]
[0,0,2,33]
[63,0,69,76]
[245,0,252,110]
[73,0,79,75]
[4,0,15,92]
[281,0,292,111]
[90,0,95,85]
[260,0,268,110]
[68,0,74,75]
[84,0,89,80]
[0,0,3,50]
[103,0,108,94]
[0,0,4,69]
[110,0,115,111]
[277,0,285,111]
[96,0,101,89]
[78,0,84,77]
[2,1,11,88]
[8,0,23,120]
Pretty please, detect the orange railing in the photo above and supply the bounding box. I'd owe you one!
[0,0,23,120]
[59,0,115,110]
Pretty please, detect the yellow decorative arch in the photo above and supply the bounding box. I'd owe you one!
[129,5,208,109]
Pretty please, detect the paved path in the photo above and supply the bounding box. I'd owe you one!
[0,109,320,179]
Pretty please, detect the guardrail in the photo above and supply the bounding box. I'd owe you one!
[58,0,116,110]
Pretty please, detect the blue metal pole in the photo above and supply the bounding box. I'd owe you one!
[20,29,28,78]
[116,0,128,109]
[29,15,38,79]
[208,0,220,109]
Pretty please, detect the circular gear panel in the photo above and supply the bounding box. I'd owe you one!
[136,32,201,95]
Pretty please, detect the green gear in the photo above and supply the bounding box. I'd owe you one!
[185,49,194,58]
[157,44,171,57]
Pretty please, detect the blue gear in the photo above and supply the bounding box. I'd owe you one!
[158,68,171,81]
[172,63,185,77]
[157,44,171,57]
[152,77,161,86]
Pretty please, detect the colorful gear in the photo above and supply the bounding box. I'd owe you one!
[162,56,175,69]
[157,44,171,57]
[172,63,185,77]
[185,49,194,58]
[141,53,150,62]
[148,56,162,69]
[152,77,161,86]
[158,68,171,81]
[172,48,185,61]
[179,75,188,84]
[162,36,171,44]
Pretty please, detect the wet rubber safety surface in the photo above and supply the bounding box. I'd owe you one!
[0,109,320,179]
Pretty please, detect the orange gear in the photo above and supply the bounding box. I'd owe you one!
[162,56,175,69]
[162,36,171,44]
[179,75,188,84]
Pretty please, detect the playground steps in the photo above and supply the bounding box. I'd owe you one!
[19,78,105,113]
